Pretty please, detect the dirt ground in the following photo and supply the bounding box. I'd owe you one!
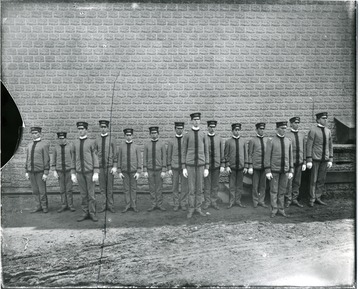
[1,192,355,288]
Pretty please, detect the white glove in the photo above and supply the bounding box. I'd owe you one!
[53,171,59,179]
[327,162,333,169]
[25,173,30,180]
[111,167,117,175]
[306,162,313,170]
[160,172,166,179]
[302,164,306,171]
[183,168,188,178]
[42,174,48,182]
[92,173,99,182]
[204,169,209,178]
[288,172,293,179]
[119,173,125,179]
[168,169,173,176]
[243,168,248,174]
[226,167,231,174]
[220,167,225,173]
[134,172,140,180]
[248,168,253,175]
[71,174,77,183]
[266,173,273,180]
[144,172,149,178]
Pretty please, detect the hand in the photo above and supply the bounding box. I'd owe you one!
[204,169,209,178]
[160,172,166,179]
[266,173,273,180]
[111,167,117,175]
[144,172,149,178]
[53,171,59,179]
[92,173,99,182]
[226,167,231,174]
[288,172,293,179]
[134,173,140,180]
[25,173,29,180]
[168,169,173,177]
[248,168,253,175]
[243,168,248,174]
[42,174,48,182]
[71,174,77,183]
[306,162,313,170]
[119,173,125,179]
[327,162,333,169]
[183,168,188,178]
[220,167,225,173]
[302,164,306,171]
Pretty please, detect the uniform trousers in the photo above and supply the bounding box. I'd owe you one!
[229,169,244,205]
[77,172,96,217]
[270,172,288,214]
[187,166,204,212]
[99,167,114,210]
[171,169,188,208]
[148,170,163,207]
[123,172,137,209]
[285,164,302,203]
[29,172,48,210]
[204,168,220,206]
[309,161,328,203]
[58,171,73,208]
[252,169,266,206]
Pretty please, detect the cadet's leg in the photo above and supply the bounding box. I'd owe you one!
[148,170,157,209]
[309,161,320,205]
[77,173,89,217]
[36,172,48,211]
[187,166,196,215]
[252,170,260,206]
[258,170,267,205]
[123,173,131,210]
[228,170,236,208]
[86,172,97,220]
[270,173,280,216]
[156,171,164,208]
[195,166,204,212]
[106,168,115,211]
[278,173,289,214]
[29,172,41,211]
[179,171,189,210]
[98,168,106,210]
[315,161,328,200]
[210,169,220,207]
[172,169,180,209]
[203,170,211,207]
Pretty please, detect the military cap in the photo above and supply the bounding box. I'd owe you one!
[207,120,217,127]
[123,128,133,135]
[255,123,266,129]
[99,120,109,127]
[231,123,241,130]
[174,122,184,129]
[149,126,159,133]
[190,112,201,120]
[56,132,67,139]
[276,121,288,128]
[289,117,300,123]
[30,127,42,133]
[76,121,88,129]
[316,112,328,119]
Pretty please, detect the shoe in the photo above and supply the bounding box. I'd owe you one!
[43,208,48,213]
[69,207,76,212]
[203,203,210,210]
[98,208,106,213]
[181,206,187,211]
[212,204,220,210]
[316,199,327,206]
[227,203,233,209]
[90,215,98,222]
[253,203,258,208]
[173,206,179,212]
[285,202,291,208]
[270,212,276,218]
[187,211,193,219]
[278,210,288,217]
[158,206,166,211]
[196,210,206,217]
[57,207,66,213]
[108,208,115,213]
[147,206,156,212]
[236,202,246,208]
[77,215,88,222]
[132,207,139,213]
[292,200,304,208]
[309,202,314,207]
[122,207,130,213]
[259,203,269,208]
[31,207,42,213]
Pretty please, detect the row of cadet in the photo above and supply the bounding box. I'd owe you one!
[25,111,333,221]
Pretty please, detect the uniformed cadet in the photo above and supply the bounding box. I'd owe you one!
[167,122,189,211]
[203,120,225,210]
[72,122,99,222]
[95,120,117,213]
[143,126,167,211]
[52,132,76,213]
[118,128,142,213]
[285,117,306,208]
[25,126,50,213]
[265,121,294,218]
[224,123,248,209]
[306,112,333,207]
[248,122,269,208]
[182,112,209,219]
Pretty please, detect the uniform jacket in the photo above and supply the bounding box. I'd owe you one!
[25,139,50,174]
[143,139,167,172]
[285,130,306,166]
[264,135,294,174]
[224,136,248,170]
[51,141,75,172]
[182,129,209,169]
[207,134,225,170]
[72,137,99,174]
[248,135,267,170]
[118,141,142,174]
[306,125,333,163]
[167,135,185,170]
[94,134,117,169]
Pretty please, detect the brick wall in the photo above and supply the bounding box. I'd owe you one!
[1,0,356,193]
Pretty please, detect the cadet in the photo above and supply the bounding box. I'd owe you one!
[182,112,209,219]
[265,121,294,218]
[95,120,117,213]
[248,122,269,208]
[143,126,167,211]
[118,128,142,213]
[203,120,224,210]
[72,122,99,222]
[52,132,76,213]
[224,123,248,209]
[25,126,50,213]
[285,117,306,208]
[306,112,333,207]
[167,122,189,211]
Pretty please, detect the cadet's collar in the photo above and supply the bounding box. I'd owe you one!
[291,129,299,133]
[101,133,108,137]
[317,124,325,128]
[176,134,183,138]
[277,133,285,138]
[126,140,133,144]
[33,137,41,142]
[232,135,240,139]
[79,135,87,140]
[257,134,264,138]
[192,126,200,131]
[151,138,159,142]
[208,133,215,137]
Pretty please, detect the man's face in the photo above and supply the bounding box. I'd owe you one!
[256,127,265,136]
[291,121,300,131]
[192,118,200,127]
[317,116,328,126]
[208,126,215,134]
[150,131,159,140]
[175,127,183,135]
[125,134,133,142]
[277,126,287,136]
[100,125,108,134]
[31,131,41,140]
[232,127,241,137]
[78,127,87,137]
[58,138,66,145]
